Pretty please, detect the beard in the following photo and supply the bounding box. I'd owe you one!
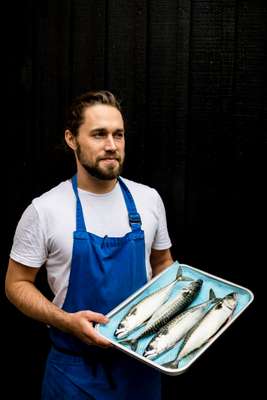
[76,144,124,180]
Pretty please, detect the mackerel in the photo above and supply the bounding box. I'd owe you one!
[114,266,191,339]
[162,292,238,369]
[143,289,217,359]
[120,279,203,351]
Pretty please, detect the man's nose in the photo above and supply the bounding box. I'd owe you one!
[104,135,117,151]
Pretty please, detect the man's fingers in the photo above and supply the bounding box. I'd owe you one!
[84,310,109,324]
[72,310,112,347]
[86,329,111,348]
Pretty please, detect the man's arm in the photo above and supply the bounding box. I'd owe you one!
[150,248,174,277]
[5,258,111,347]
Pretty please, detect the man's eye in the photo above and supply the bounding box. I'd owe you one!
[114,133,124,139]
[93,132,105,138]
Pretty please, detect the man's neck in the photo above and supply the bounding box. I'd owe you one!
[76,168,118,194]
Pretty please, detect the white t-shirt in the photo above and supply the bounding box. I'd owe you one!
[10,177,172,307]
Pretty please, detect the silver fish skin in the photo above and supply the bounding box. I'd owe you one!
[120,279,203,351]
[143,289,216,359]
[162,292,238,369]
[114,265,191,339]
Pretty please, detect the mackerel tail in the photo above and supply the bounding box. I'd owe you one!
[118,338,139,352]
[162,359,180,369]
[174,265,192,282]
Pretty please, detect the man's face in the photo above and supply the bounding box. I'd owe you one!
[73,104,125,180]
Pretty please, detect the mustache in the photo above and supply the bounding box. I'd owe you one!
[97,155,121,161]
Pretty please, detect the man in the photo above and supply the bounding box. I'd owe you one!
[5,90,173,399]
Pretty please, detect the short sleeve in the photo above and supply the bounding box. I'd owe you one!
[10,204,47,267]
[151,193,172,250]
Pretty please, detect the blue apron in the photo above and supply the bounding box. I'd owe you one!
[42,176,161,400]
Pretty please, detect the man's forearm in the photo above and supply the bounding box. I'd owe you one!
[6,280,71,333]
[150,248,174,277]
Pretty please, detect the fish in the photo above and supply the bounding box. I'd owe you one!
[162,291,238,369]
[119,279,203,351]
[114,265,191,339]
[143,288,217,359]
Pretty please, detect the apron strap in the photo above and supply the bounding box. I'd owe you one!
[71,175,87,232]
[118,177,142,231]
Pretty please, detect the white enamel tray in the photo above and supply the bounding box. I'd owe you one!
[95,261,254,375]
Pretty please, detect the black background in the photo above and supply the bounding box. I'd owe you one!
[2,1,266,398]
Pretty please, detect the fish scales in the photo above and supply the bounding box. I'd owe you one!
[145,279,203,333]
[114,266,191,339]
[120,279,203,351]
[162,292,238,369]
[143,289,216,359]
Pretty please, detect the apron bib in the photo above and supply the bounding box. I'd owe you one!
[42,176,161,400]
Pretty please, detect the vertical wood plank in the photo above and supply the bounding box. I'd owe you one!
[105,0,148,181]
[145,0,192,256]
[185,0,237,265]
[70,0,106,95]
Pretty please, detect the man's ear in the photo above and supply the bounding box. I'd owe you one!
[65,130,77,151]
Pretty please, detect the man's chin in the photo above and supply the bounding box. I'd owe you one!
[99,163,123,179]
[97,172,118,181]
[86,167,121,180]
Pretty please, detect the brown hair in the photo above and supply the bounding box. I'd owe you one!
[65,90,121,136]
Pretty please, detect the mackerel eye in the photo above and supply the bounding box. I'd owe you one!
[118,322,125,329]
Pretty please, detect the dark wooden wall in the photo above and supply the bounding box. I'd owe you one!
[2,0,266,398]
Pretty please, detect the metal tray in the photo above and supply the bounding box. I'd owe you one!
[95,261,254,375]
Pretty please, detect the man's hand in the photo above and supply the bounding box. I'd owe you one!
[65,310,112,348]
